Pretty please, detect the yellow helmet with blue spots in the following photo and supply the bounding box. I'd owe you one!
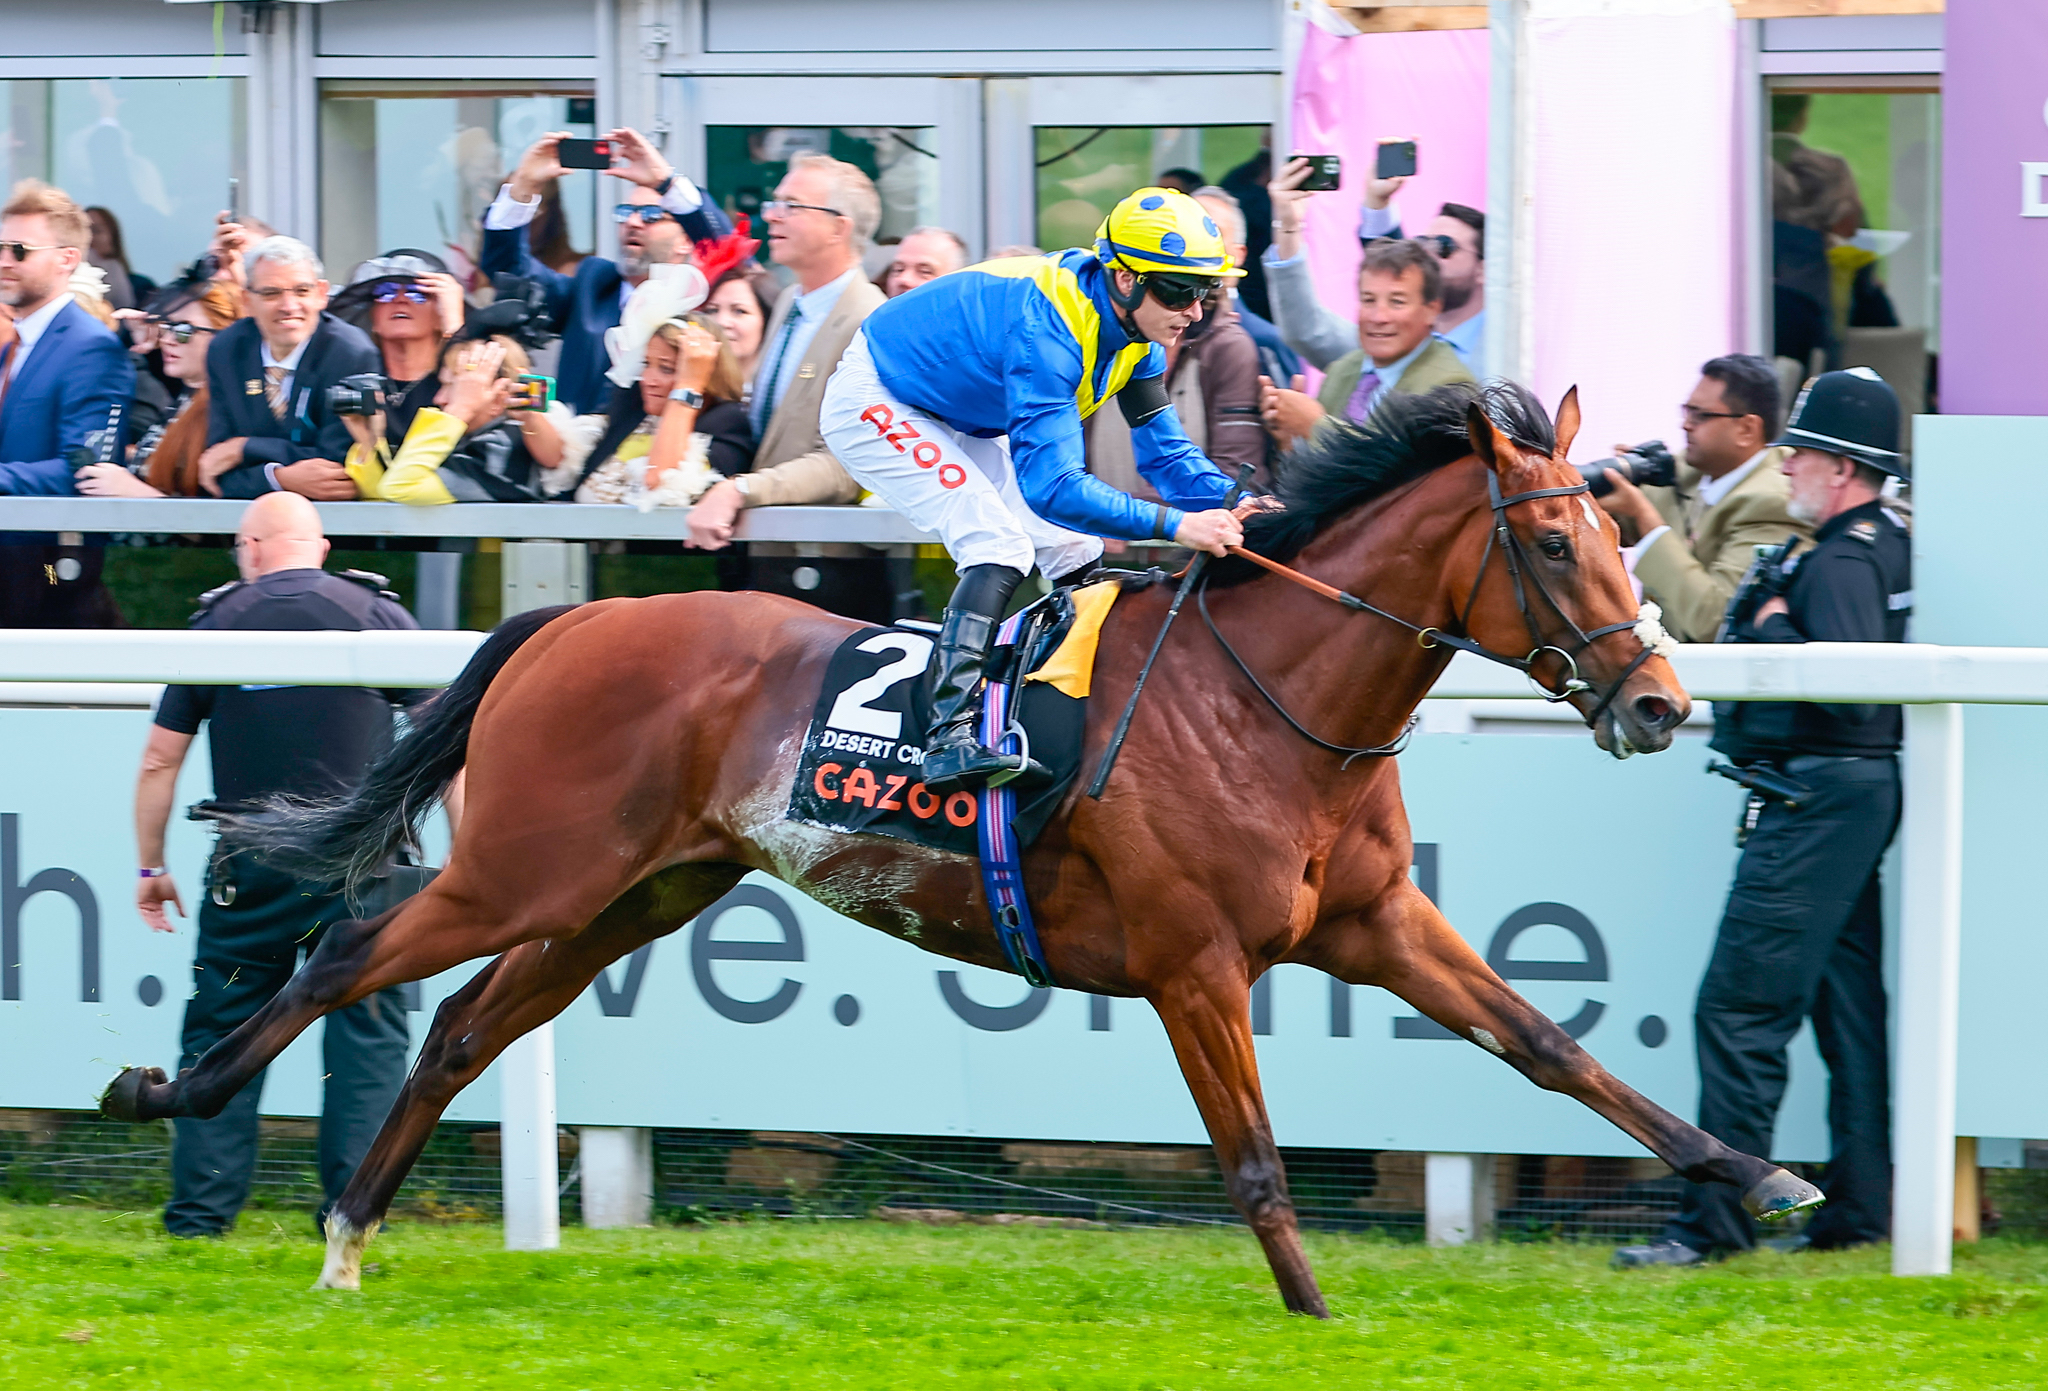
[1094,187,1246,280]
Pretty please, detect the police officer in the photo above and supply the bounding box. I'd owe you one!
[133,492,426,1237]
[1616,368,1911,1267]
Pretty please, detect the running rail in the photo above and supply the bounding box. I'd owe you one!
[0,630,2010,1280]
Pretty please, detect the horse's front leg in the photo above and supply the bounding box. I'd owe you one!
[1147,951,1329,1317]
[1295,880,1822,1221]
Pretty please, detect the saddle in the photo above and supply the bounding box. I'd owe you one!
[785,579,1121,860]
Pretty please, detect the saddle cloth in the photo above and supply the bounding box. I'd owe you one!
[784,579,1122,856]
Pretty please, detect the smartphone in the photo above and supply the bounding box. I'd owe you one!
[227,175,240,224]
[1291,153,1341,192]
[1376,140,1418,180]
[557,138,614,171]
[510,374,556,412]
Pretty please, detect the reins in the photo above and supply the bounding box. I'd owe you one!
[1201,471,1660,758]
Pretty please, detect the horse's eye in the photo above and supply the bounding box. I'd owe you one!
[1541,535,1570,560]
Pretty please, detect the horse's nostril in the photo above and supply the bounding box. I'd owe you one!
[1632,694,1677,729]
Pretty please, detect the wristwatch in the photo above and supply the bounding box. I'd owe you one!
[668,386,705,410]
[654,173,677,199]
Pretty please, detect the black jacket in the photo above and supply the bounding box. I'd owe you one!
[1712,498,1912,761]
[204,313,381,497]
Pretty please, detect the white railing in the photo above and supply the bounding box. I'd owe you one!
[0,629,2012,1277]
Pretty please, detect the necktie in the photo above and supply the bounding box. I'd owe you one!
[1345,368,1382,425]
[264,365,289,421]
[755,307,801,427]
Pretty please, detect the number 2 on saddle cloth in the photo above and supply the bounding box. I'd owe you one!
[784,583,1118,985]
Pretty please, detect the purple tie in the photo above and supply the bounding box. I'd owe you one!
[1345,368,1382,424]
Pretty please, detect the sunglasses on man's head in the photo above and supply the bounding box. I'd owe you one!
[1143,273,1218,312]
[612,204,679,225]
[0,241,58,262]
[371,281,432,304]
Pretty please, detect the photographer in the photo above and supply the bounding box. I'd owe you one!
[339,336,548,504]
[1594,355,1812,643]
[1616,368,1910,1269]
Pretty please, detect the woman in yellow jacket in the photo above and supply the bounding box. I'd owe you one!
[340,336,552,503]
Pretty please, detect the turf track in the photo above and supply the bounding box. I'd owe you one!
[3,1204,2045,1388]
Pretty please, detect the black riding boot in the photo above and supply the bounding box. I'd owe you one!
[920,564,1048,794]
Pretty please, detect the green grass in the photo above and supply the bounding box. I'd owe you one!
[4,1206,2047,1388]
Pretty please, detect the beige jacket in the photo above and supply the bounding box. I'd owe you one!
[741,272,886,509]
[1633,447,1812,643]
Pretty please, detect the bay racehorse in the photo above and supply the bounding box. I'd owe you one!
[102,382,1821,1313]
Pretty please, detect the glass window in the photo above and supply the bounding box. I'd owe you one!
[0,77,245,297]
[1767,89,1939,418]
[704,126,940,265]
[1034,125,1268,252]
[319,83,598,287]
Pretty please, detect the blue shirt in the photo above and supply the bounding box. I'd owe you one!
[751,265,863,436]
[859,250,1232,541]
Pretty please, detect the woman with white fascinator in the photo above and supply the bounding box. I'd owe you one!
[526,263,755,508]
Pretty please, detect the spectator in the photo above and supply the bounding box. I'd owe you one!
[329,250,467,444]
[341,335,552,504]
[479,127,732,414]
[685,153,894,623]
[1155,166,1205,195]
[0,178,136,626]
[703,262,775,395]
[1595,355,1812,643]
[1265,157,1488,379]
[1218,146,1273,321]
[529,270,750,508]
[1258,238,1474,450]
[986,244,1045,260]
[525,178,587,276]
[1089,189,1267,491]
[881,225,968,298]
[135,491,424,1239]
[85,206,151,311]
[1193,185,1299,387]
[77,278,241,497]
[201,235,379,500]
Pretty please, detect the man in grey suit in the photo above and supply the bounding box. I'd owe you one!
[685,153,893,621]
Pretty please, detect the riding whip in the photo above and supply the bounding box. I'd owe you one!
[1086,465,1255,799]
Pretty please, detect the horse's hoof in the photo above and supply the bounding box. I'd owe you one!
[1744,1167,1825,1222]
[99,1067,168,1123]
[310,1270,362,1293]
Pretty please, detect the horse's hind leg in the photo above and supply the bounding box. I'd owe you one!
[1297,881,1822,1220]
[315,865,745,1290]
[1151,960,1329,1318]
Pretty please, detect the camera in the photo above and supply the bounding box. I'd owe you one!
[508,374,555,412]
[1575,439,1677,498]
[326,373,386,417]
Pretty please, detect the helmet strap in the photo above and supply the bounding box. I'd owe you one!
[1106,261,1151,319]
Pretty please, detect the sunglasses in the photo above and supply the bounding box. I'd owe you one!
[1417,234,1460,260]
[612,204,679,225]
[0,241,58,262]
[371,281,432,304]
[154,321,215,345]
[1143,274,1218,312]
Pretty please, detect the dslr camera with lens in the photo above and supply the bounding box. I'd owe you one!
[325,372,386,417]
[1575,439,1676,498]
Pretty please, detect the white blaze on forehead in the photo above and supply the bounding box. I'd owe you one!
[1580,495,1603,532]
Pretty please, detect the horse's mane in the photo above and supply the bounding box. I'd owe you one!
[1205,380,1556,587]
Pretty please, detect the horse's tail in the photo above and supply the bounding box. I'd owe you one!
[220,604,577,897]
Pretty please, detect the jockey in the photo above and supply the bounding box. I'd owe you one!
[819,187,1248,793]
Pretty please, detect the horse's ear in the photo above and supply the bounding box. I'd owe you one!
[1554,386,1582,459]
[1466,400,1508,471]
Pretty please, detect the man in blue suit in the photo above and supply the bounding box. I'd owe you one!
[479,126,732,414]
[0,179,136,625]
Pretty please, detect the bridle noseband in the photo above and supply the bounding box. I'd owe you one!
[1202,468,1663,759]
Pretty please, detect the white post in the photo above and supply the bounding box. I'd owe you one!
[501,1021,561,1251]
[1893,703,1965,1276]
[1485,0,1533,383]
[1425,1153,1493,1247]
[579,1126,656,1228]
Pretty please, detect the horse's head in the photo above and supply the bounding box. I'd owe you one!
[1462,386,1691,757]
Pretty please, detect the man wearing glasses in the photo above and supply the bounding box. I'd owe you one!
[0,178,136,624]
[1594,355,1812,643]
[480,127,732,414]
[200,236,380,500]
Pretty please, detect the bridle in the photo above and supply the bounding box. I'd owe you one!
[1199,466,1662,762]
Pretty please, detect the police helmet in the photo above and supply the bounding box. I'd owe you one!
[1773,367,1906,478]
